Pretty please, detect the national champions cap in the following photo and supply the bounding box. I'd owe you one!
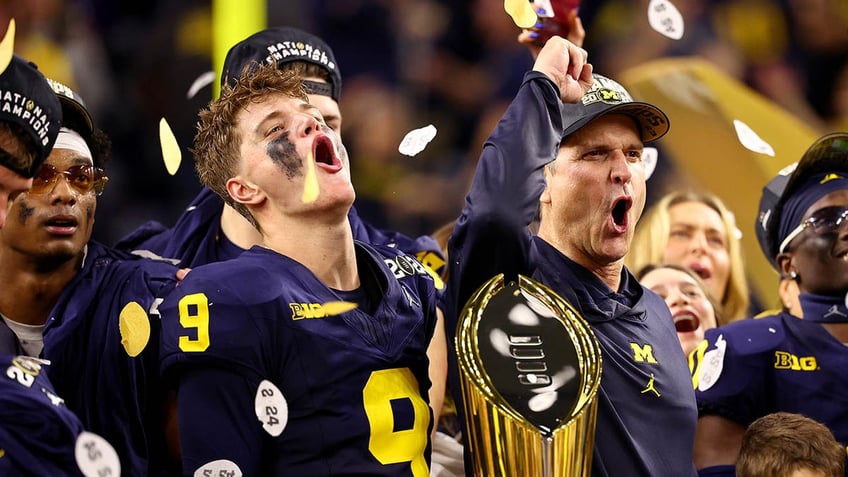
[755,132,848,267]
[562,73,669,143]
[0,55,62,177]
[221,27,342,102]
[46,78,94,145]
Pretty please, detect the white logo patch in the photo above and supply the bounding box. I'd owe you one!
[193,459,243,477]
[75,431,121,477]
[697,335,726,392]
[255,379,288,437]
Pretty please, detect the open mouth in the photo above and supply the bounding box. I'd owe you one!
[673,313,700,333]
[313,136,337,167]
[612,197,632,230]
[689,263,712,280]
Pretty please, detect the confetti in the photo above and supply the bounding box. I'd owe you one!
[0,19,15,75]
[301,150,319,203]
[118,301,150,357]
[647,0,684,40]
[186,70,215,100]
[159,118,182,175]
[398,124,437,157]
[733,119,775,156]
[643,146,658,180]
[321,301,358,316]
[504,0,538,28]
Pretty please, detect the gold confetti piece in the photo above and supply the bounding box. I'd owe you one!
[0,19,15,75]
[504,0,538,29]
[301,150,319,203]
[322,301,358,316]
[159,118,182,176]
[119,301,151,357]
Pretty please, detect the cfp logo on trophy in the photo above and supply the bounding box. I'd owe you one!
[456,274,602,477]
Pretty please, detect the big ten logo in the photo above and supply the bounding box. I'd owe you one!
[5,356,43,388]
[290,303,331,320]
[511,335,552,386]
[630,343,659,364]
[773,351,817,371]
[384,255,429,281]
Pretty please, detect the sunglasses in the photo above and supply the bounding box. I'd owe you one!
[779,205,848,253]
[30,163,109,196]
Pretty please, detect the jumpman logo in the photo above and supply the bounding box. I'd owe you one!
[824,305,847,319]
[641,373,660,397]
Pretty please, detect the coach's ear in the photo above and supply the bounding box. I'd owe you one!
[226,176,264,206]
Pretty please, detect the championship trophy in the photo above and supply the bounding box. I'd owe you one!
[455,274,602,476]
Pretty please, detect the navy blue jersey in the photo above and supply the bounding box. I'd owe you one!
[116,187,446,286]
[0,354,84,476]
[692,304,848,474]
[445,71,698,476]
[160,243,437,476]
[38,241,179,477]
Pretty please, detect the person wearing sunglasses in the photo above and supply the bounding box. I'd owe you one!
[0,80,181,476]
[690,132,848,477]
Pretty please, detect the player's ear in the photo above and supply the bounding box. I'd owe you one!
[226,176,263,206]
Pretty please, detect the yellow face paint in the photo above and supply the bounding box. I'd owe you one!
[301,150,319,203]
[119,301,151,357]
[0,19,15,75]
[504,0,537,28]
[159,118,182,176]
[321,301,358,316]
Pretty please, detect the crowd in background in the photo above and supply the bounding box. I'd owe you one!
[4,0,847,295]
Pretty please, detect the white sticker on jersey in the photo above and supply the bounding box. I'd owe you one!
[697,335,726,392]
[75,431,121,477]
[255,380,288,437]
[193,459,243,477]
[647,0,684,40]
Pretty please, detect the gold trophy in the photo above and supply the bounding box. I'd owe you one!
[455,274,602,476]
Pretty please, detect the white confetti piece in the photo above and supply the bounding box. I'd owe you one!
[186,71,215,100]
[733,119,775,156]
[398,124,437,157]
[647,0,684,40]
[643,146,658,180]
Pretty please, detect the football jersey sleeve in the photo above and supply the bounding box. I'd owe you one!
[690,325,772,425]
